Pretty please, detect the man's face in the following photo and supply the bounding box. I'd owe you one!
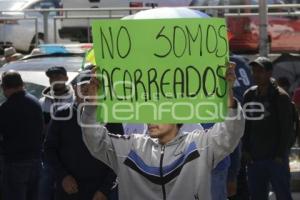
[147,124,177,139]
[49,74,68,92]
[251,65,271,86]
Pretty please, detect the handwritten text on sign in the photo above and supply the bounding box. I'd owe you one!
[92,18,229,123]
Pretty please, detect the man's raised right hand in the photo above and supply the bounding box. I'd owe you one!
[86,67,100,103]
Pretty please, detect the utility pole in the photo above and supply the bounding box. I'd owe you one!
[259,0,269,57]
[42,11,49,43]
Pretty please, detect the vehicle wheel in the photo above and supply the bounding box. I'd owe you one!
[29,34,44,53]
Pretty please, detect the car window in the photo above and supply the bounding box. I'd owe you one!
[0,82,46,104]
[29,1,57,15]
[0,0,29,10]
[25,82,46,99]
[31,1,55,9]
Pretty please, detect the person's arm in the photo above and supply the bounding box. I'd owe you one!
[45,117,79,194]
[199,62,245,168]
[276,94,293,159]
[81,69,133,173]
[0,106,6,153]
[44,119,68,181]
[39,97,51,124]
[0,105,5,135]
[241,91,253,163]
[97,166,117,198]
[81,106,133,173]
[206,102,245,168]
[212,62,245,167]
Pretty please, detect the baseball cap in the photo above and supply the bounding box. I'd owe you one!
[73,70,92,86]
[45,66,67,77]
[249,56,273,71]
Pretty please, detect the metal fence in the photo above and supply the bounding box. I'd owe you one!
[1,4,300,53]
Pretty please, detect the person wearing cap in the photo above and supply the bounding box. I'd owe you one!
[0,47,23,67]
[44,71,116,200]
[40,66,75,124]
[0,70,43,200]
[39,66,75,200]
[243,56,293,200]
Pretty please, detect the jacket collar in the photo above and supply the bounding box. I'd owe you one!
[42,85,73,100]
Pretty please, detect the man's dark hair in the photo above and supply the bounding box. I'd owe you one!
[1,70,23,89]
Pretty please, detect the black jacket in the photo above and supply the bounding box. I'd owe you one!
[243,81,293,160]
[0,91,43,162]
[44,103,117,196]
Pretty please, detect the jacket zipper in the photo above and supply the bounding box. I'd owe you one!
[160,145,166,200]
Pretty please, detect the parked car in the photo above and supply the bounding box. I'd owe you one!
[227,0,300,53]
[0,0,70,53]
[0,43,91,103]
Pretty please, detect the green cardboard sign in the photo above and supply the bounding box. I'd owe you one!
[92,18,229,123]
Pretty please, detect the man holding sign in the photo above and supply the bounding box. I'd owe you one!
[92,16,231,124]
[80,13,245,200]
[80,63,244,200]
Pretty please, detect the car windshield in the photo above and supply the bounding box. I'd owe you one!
[0,0,31,11]
[0,82,46,104]
[0,55,84,72]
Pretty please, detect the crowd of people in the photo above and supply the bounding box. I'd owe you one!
[0,55,298,200]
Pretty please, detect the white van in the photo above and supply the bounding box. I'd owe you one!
[59,0,209,42]
[0,0,70,52]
